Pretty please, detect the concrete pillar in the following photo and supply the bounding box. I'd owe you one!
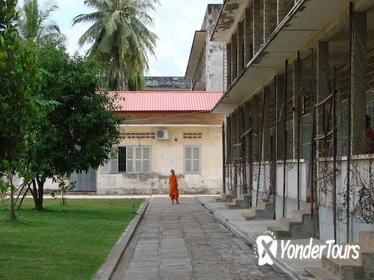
[316,41,330,157]
[226,43,232,87]
[263,0,277,42]
[231,33,238,82]
[293,61,301,159]
[276,74,285,160]
[231,111,238,196]
[243,102,250,162]
[244,7,253,64]
[351,12,367,155]
[238,22,245,73]
[277,0,287,25]
[227,115,232,165]
[253,0,264,55]
[252,95,260,162]
[263,87,271,161]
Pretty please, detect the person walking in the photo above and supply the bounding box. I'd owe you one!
[169,169,179,204]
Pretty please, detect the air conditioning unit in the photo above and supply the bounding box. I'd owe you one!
[156,130,169,140]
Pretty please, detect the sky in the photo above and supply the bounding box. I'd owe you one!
[19,0,223,76]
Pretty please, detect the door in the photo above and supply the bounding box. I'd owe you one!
[70,168,97,192]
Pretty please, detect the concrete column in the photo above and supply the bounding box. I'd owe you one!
[277,0,287,25]
[276,74,285,160]
[244,7,253,64]
[351,12,367,155]
[231,111,237,196]
[252,95,260,162]
[263,87,271,161]
[263,0,277,42]
[253,0,264,55]
[316,41,330,157]
[231,34,238,82]
[226,43,232,87]
[238,22,245,73]
[293,61,300,159]
[244,102,250,162]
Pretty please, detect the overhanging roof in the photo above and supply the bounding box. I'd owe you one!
[185,31,206,80]
[211,0,249,42]
[213,0,354,113]
[114,91,222,113]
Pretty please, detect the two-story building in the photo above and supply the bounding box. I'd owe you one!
[213,0,374,248]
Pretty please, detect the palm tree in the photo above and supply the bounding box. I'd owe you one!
[18,0,65,44]
[73,0,158,90]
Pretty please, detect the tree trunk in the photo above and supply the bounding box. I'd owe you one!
[8,172,16,219]
[30,178,45,211]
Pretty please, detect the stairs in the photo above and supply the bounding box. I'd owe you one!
[241,200,274,220]
[305,231,374,280]
[224,194,251,209]
[216,193,232,202]
[267,209,314,239]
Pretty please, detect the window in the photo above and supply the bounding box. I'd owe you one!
[184,146,201,174]
[302,124,312,160]
[118,147,127,172]
[125,146,151,174]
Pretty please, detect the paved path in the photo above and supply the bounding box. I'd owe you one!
[112,197,291,280]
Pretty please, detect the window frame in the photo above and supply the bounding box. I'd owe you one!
[184,145,201,174]
[119,145,152,174]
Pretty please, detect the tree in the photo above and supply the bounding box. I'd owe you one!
[19,44,120,210]
[72,0,158,90]
[0,0,40,218]
[18,0,65,43]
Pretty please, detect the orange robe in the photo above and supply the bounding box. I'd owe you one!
[169,175,179,200]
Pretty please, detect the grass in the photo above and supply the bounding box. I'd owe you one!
[0,198,144,280]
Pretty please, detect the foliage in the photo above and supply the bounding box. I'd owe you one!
[19,44,120,210]
[0,0,39,172]
[50,177,77,206]
[0,199,143,280]
[73,0,159,90]
[18,0,65,44]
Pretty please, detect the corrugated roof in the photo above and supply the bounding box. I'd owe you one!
[114,91,222,112]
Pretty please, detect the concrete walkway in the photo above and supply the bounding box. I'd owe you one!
[112,197,291,280]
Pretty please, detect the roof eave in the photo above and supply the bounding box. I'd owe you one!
[210,0,249,42]
[185,31,206,80]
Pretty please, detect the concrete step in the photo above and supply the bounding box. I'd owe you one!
[291,209,312,221]
[241,200,274,220]
[216,194,232,202]
[267,225,290,239]
[305,267,339,280]
[360,231,374,248]
[267,210,314,239]
[322,256,365,280]
[225,194,251,209]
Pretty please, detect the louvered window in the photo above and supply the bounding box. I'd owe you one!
[184,146,201,174]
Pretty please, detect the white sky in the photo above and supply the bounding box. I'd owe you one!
[19,0,223,76]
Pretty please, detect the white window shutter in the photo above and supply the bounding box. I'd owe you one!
[101,160,111,174]
[110,148,119,174]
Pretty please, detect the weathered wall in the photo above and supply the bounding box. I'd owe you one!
[97,125,223,195]
[144,76,191,90]
[203,4,225,92]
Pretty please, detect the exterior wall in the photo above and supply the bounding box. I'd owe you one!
[220,0,374,243]
[97,125,223,195]
[189,4,225,92]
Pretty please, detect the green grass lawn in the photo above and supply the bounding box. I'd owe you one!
[0,198,143,280]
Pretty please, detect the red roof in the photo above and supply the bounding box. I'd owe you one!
[114,91,222,112]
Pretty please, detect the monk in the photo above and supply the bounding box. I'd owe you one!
[169,169,179,204]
